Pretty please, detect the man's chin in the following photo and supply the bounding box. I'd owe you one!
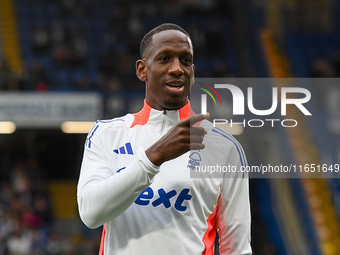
[163,99,188,110]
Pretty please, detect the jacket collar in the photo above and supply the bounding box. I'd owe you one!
[131,99,194,127]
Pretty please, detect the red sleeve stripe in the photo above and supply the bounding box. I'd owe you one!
[201,202,218,255]
[98,224,106,255]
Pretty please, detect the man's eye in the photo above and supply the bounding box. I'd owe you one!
[182,57,192,64]
[159,56,170,61]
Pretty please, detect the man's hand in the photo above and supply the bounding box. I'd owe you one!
[145,113,210,166]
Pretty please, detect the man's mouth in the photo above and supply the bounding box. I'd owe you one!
[165,81,185,93]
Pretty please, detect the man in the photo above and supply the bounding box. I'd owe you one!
[77,23,251,255]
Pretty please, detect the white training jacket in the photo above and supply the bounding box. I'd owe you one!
[77,100,252,255]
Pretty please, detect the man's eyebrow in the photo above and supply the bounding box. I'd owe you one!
[154,47,193,57]
[155,48,173,55]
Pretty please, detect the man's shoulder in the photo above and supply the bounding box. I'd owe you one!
[89,113,135,134]
[201,120,244,151]
[84,114,137,149]
[201,120,247,167]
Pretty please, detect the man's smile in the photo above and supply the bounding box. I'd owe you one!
[165,79,185,93]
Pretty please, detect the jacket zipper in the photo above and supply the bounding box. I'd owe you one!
[160,110,167,135]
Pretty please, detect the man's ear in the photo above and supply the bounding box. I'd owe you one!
[191,64,195,84]
[136,59,147,82]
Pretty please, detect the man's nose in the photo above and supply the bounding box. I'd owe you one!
[168,58,184,75]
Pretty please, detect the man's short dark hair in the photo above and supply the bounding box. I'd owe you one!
[140,23,191,59]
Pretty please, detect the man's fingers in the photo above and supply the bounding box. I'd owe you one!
[190,127,206,136]
[190,135,204,144]
[182,112,210,126]
[190,112,210,125]
[190,143,205,150]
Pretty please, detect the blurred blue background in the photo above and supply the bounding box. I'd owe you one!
[0,0,339,254]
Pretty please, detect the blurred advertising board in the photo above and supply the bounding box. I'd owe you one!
[0,92,102,128]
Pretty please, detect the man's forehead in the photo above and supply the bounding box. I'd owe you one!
[152,30,191,43]
[150,30,193,53]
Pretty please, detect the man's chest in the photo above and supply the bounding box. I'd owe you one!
[104,126,225,214]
